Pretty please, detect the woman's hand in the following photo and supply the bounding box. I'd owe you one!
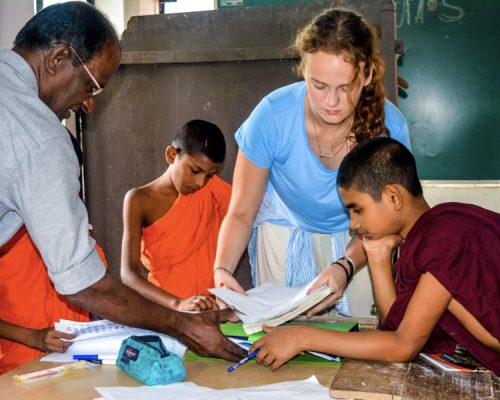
[213,268,244,322]
[305,264,348,317]
[250,325,305,371]
[31,328,75,353]
[213,268,246,298]
[176,295,218,312]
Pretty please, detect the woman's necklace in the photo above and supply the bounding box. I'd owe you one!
[309,100,348,159]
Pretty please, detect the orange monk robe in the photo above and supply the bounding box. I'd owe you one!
[140,175,231,299]
[0,226,107,374]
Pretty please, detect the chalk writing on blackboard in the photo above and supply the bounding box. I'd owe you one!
[397,0,464,27]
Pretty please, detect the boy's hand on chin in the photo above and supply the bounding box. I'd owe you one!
[362,234,403,262]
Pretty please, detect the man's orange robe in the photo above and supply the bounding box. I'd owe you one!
[141,175,231,298]
[0,226,106,374]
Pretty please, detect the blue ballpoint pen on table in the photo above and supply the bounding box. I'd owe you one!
[227,349,260,373]
[72,354,116,365]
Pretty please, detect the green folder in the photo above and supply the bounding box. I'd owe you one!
[184,321,359,365]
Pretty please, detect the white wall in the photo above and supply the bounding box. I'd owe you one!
[161,0,214,14]
[95,0,125,36]
[124,0,157,32]
[0,0,156,47]
[423,182,500,213]
[0,0,34,49]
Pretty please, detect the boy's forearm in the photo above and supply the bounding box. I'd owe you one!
[121,269,180,310]
[367,256,396,322]
[300,327,416,362]
[0,320,36,348]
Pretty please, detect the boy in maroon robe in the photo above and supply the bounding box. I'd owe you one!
[249,137,499,374]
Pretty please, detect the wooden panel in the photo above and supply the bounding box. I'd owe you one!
[330,358,499,400]
[330,359,407,400]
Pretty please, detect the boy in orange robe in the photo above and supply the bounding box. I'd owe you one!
[121,120,231,312]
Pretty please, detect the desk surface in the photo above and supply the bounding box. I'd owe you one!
[0,357,339,399]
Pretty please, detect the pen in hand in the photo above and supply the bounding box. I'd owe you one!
[227,349,260,373]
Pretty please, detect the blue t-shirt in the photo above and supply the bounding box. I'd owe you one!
[235,81,411,234]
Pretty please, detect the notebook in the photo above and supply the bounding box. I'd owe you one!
[184,321,359,364]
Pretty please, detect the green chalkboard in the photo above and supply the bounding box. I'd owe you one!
[396,0,500,180]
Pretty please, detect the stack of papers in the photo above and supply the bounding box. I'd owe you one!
[41,319,187,363]
[95,375,330,400]
[209,282,332,334]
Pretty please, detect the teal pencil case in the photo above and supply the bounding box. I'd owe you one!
[116,335,186,386]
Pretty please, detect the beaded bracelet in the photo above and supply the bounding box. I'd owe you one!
[339,256,355,281]
[332,261,350,284]
[213,267,232,276]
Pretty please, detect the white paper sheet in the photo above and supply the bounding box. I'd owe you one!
[209,282,325,323]
[95,375,332,400]
[55,319,130,341]
[41,319,187,362]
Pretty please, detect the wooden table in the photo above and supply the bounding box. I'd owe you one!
[0,317,375,399]
[2,354,497,399]
[330,358,499,400]
[0,356,340,399]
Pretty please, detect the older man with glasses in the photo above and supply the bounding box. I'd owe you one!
[0,1,245,373]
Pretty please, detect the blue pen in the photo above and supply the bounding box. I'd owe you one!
[227,349,260,373]
[72,354,116,362]
[73,354,100,360]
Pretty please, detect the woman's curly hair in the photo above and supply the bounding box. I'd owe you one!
[292,8,389,143]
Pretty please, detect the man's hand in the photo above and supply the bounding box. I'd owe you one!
[176,295,218,312]
[31,328,75,353]
[177,308,247,362]
[305,264,348,317]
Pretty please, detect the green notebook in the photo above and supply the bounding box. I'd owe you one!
[184,321,359,365]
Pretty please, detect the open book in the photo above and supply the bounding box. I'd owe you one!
[209,282,333,334]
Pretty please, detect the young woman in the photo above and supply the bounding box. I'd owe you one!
[213,8,411,316]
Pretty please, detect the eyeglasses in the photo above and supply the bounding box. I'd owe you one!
[67,45,104,97]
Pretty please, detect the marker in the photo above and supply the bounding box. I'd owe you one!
[227,349,260,373]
